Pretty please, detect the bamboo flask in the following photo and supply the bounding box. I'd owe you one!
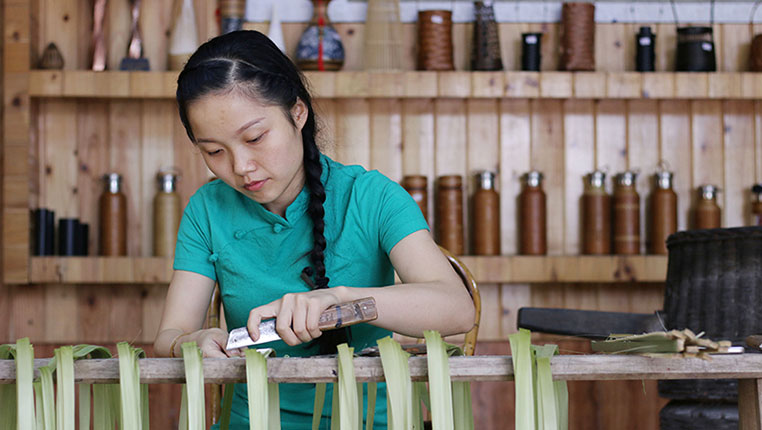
[154,171,181,256]
[518,171,546,255]
[613,171,640,254]
[436,175,464,255]
[473,171,500,255]
[649,169,677,254]
[402,175,428,223]
[99,173,127,256]
[694,185,721,229]
[582,170,611,254]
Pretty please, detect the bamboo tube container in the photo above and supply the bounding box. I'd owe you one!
[518,171,546,255]
[582,170,611,254]
[168,0,198,70]
[473,171,500,256]
[649,170,677,254]
[752,185,762,226]
[613,171,640,255]
[436,175,464,255]
[695,185,721,229]
[99,173,127,256]
[153,171,181,256]
[402,175,428,223]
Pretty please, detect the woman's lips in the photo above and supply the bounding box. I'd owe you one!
[244,179,267,192]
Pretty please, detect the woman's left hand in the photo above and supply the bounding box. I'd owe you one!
[246,288,345,346]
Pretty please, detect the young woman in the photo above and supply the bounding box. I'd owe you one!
[154,30,475,429]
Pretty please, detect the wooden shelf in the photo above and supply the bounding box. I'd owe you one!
[28,70,762,100]
[28,255,667,284]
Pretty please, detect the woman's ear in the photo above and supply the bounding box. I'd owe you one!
[292,98,308,132]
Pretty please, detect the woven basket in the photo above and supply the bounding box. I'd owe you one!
[659,226,762,401]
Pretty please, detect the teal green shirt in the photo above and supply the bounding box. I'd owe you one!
[174,155,429,429]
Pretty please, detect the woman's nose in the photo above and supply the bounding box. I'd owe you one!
[231,150,256,176]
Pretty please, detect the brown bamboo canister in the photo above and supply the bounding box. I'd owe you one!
[154,171,181,256]
[417,10,455,71]
[99,173,127,256]
[649,170,678,255]
[436,175,463,255]
[750,34,762,72]
[582,170,611,254]
[518,171,546,255]
[402,175,429,223]
[752,184,762,226]
[559,2,596,71]
[473,171,500,255]
[694,185,721,229]
[613,171,640,255]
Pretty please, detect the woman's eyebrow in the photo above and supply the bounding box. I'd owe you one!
[236,118,265,135]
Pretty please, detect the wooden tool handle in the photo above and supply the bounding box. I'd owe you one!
[746,335,762,350]
[317,297,378,331]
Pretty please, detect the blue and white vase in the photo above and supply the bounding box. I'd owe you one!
[295,0,344,71]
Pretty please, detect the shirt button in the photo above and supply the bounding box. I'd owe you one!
[234,230,245,240]
[273,224,284,234]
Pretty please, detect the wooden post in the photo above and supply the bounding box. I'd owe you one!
[739,379,762,430]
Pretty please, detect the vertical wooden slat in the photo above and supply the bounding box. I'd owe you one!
[655,23,677,72]
[40,0,78,70]
[723,101,756,226]
[140,285,167,344]
[140,0,173,72]
[497,23,527,72]
[314,99,337,160]
[691,100,725,226]
[595,100,628,175]
[10,284,46,342]
[172,109,208,208]
[720,24,752,72]
[596,23,630,72]
[45,284,78,342]
[78,285,111,343]
[530,99,564,255]
[659,101,693,231]
[498,99,531,335]
[335,100,370,169]
[141,100,175,256]
[369,99,402,182]
[563,100,595,254]
[77,100,110,254]
[401,99,435,226]
[107,0,131,70]
[434,99,468,249]
[627,100,660,254]
[109,100,143,255]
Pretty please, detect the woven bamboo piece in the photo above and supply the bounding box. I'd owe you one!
[417,10,454,71]
[364,0,403,70]
[559,2,595,71]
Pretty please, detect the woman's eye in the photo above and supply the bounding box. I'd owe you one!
[206,149,222,156]
[247,134,265,144]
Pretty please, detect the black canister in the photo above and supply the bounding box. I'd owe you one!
[675,26,717,72]
[77,222,89,256]
[58,218,80,256]
[32,208,55,256]
[635,26,655,72]
[521,32,542,71]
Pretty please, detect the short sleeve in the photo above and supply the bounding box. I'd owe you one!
[358,172,430,254]
[173,193,217,281]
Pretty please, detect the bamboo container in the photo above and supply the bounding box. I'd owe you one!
[649,170,677,255]
[694,185,721,229]
[582,170,611,254]
[473,171,500,256]
[518,171,546,255]
[153,171,181,256]
[436,175,463,255]
[613,171,640,255]
[402,175,428,223]
[752,185,762,226]
[99,173,127,256]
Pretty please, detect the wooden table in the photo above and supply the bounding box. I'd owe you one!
[2,354,761,428]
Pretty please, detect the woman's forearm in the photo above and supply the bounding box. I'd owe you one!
[335,282,476,338]
[154,328,206,357]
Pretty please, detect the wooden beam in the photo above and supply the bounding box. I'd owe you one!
[2,354,762,384]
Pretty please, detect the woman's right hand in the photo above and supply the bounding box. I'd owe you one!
[195,328,245,358]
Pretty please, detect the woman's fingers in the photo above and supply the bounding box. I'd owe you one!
[247,302,279,342]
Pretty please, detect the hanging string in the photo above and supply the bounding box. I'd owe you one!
[559,2,595,71]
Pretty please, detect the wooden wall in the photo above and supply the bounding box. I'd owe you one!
[4,1,762,428]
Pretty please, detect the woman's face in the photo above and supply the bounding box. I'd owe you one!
[187,90,308,217]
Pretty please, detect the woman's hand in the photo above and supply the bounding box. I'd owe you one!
[195,328,246,358]
[246,288,345,346]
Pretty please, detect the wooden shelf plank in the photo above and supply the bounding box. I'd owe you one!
[1,354,760,384]
[27,255,667,284]
[28,70,762,100]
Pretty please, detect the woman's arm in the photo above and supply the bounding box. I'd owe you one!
[246,230,476,346]
[154,270,236,358]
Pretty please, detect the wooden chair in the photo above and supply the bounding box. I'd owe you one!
[207,246,481,423]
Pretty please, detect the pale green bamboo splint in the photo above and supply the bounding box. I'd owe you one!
[245,348,279,430]
[336,344,359,429]
[15,338,34,430]
[116,342,148,430]
[181,342,206,430]
[378,336,412,430]
[424,330,454,430]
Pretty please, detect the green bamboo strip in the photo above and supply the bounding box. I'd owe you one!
[312,383,327,430]
[181,342,205,430]
[424,330,454,430]
[219,383,236,430]
[117,342,143,430]
[377,337,411,430]
[39,366,55,430]
[15,338,34,430]
[245,349,269,430]
[92,384,117,429]
[34,382,43,430]
[78,385,90,430]
[452,381,474,430]
[268,378,281,430]
[509,328,534,430]
[412,382,427,430]
[179,387,188,430]
[330,384,339,430]
[337,344,358,429]
[365,382,377,430]
[55,346,75,430]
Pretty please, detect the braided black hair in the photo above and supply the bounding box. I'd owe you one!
[176,30,347,354]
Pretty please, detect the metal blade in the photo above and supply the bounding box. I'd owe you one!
[517,307,666,339]
[225,320,280,350]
